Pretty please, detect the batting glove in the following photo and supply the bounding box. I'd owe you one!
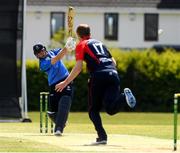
[65,37,76,52]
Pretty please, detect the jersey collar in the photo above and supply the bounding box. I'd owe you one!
[81,36,91,41]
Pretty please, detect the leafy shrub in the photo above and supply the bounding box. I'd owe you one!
[26,49,180,112]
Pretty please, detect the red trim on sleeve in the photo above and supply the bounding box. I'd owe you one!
[75,41,85,61]
[75,38,100,64]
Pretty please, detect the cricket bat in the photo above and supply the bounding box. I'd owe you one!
[67,6,75,37]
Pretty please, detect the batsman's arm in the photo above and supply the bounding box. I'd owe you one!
[51,47,68,65]
[51,37,76,65]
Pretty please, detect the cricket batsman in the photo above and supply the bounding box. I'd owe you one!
[33,38,76,136]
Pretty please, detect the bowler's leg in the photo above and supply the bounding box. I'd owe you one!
[103,85,126,115]
[88,78,107,144]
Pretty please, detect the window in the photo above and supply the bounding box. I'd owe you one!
[144,14,159,41]
[50,12,65,38]
[104,13,118,40]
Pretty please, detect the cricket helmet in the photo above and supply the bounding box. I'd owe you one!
[33,43,46,55]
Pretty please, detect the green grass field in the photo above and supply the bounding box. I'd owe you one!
[0,112,179,152]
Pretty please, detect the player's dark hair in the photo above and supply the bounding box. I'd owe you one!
[76,24,90,38]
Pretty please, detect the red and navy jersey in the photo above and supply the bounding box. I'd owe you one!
[75,37,116,73]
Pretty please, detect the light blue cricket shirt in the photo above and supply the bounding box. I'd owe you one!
[39,48,69,86]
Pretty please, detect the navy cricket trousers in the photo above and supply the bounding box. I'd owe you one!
[88,70,126,140]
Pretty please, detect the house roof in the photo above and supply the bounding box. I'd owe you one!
[157,0,180,9]
[27,0,161,8]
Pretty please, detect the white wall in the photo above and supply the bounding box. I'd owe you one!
[26,10,105,59]
[74,13,103,40]
[158,14,180,44]
[118,13,144,48]
[25,11,50,59]
[25,6,180,59]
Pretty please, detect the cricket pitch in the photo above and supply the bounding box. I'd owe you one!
[0,132,178,153]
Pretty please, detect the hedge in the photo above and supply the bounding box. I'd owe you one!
[26,49,180,112]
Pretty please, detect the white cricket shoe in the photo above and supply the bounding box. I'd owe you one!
[124,88,136,108]
[54,130,62,136]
